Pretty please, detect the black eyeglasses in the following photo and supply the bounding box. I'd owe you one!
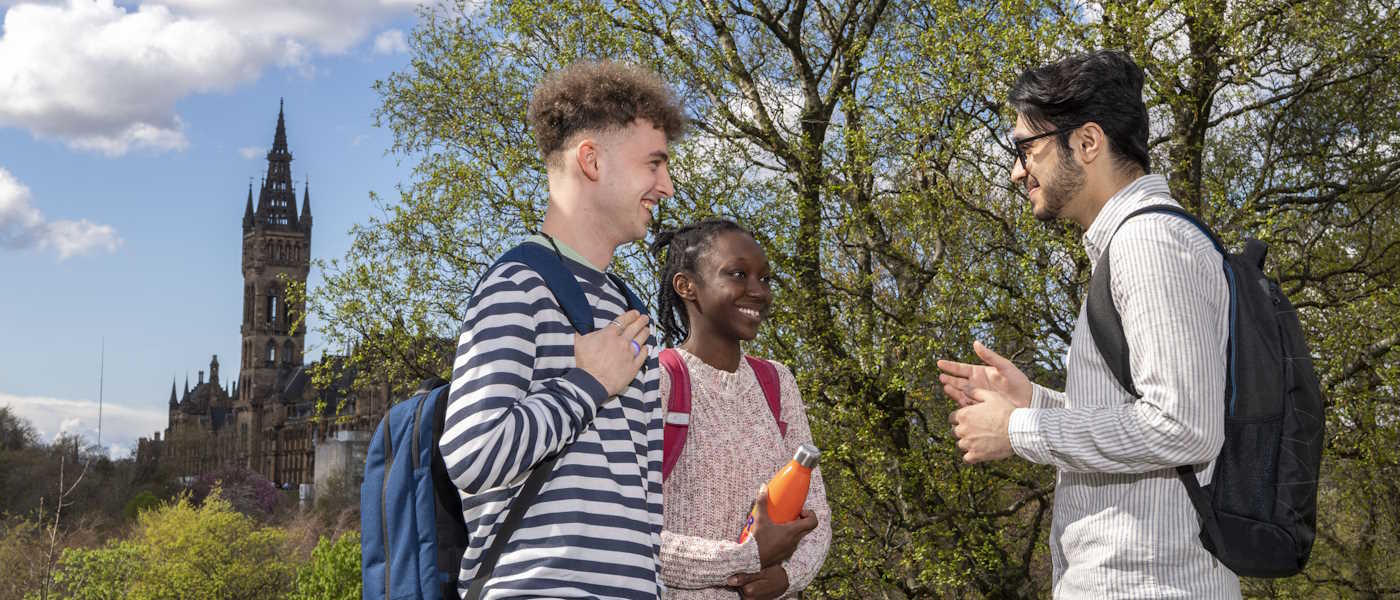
[1010,125,1081,170]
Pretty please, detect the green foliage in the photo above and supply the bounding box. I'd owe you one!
[0,517,45,600]
[122,492,159,522]
[288,532,362,600]
[45,493,293,600]
[307,0,1400,596]
[46,542,141,600]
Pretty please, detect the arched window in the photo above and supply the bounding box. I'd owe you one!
[282,340,295,365]
[267,292,277,325]
[265,340,276,364]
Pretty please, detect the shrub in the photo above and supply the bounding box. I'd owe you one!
[47,542,141,600]
[288,531,361,600]
[186,466,280,519]
[122,492,159,522]
[45,492,294,599]
[0,517,44,600]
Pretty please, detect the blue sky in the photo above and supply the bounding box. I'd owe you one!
[0,0,425,458]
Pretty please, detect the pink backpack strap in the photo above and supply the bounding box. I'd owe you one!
[659,348,691,483]
[745,357,786,437]
[660,352,786,483]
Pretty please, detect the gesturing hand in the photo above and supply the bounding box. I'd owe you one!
[574,310,650,397]
[749,485,818,568]
[936,341,1032,409]
[728,565,789,600]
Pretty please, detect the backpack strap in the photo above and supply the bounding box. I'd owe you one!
[462,242,639,600]
[607,272,649,316]
[497,243,598,332]
[425,380,468,597]
[746,357,786,437]
[659,348,691,483]
[659,352,785,483]
[1086,204,1224,399]
[1083,205,1232,560]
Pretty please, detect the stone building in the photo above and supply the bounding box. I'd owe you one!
[137,102,390,487]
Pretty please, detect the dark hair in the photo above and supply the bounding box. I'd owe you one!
[1009,49,1151,174]
[527,60,687,168]
[650,218,753,346]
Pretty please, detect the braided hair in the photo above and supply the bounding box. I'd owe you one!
[650,218,754,346]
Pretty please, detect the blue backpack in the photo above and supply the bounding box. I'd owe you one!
[1086,205,1325,578]
[360,242,647,600]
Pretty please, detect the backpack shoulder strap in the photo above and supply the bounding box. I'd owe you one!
[496,243,596,333]
[606,272,650,318]
[659,352,788,482]
[659,348,690,483]
[1085,204,1224,398]
[746,357,786,437]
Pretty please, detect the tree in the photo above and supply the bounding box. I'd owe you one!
[0,406,38,452]
[312,0,1400,595]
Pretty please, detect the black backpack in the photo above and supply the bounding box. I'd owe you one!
[361,242,647,600]
[1086,204,1325,578]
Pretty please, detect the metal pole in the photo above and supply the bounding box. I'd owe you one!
[98,337,104,453]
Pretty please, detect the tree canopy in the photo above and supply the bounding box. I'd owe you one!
[305,0,1400,595]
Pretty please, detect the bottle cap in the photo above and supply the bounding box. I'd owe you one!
[792,442,820,468]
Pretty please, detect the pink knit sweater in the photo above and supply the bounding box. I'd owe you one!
[659,349,831,599]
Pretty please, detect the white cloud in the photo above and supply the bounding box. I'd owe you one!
[239,146,263,159]
[0,0,419,155]
[1,392,168,460]
[0,167,122,259]
[373,28,408,55]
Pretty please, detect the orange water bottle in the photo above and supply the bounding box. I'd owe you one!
[738,443,821,543]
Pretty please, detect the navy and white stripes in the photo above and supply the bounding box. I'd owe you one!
[441,243,663,599]
[1008,175,1242,598]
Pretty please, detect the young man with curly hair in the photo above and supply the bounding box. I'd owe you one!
[441,60,686,599]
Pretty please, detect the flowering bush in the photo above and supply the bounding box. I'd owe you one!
[186,466,280,518]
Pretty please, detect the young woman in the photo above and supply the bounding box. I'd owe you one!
[652,218,831,600]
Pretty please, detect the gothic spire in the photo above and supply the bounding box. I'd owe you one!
[242,182,254,232]
[256,98,298,229]
[183,374,190,398]
[271,98,289,155]
[300,178,313,231]
[169,378,178,407]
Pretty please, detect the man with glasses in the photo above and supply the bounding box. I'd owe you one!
[938,50,1240,597]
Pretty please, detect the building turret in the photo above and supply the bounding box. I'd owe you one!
[300,180,313,234]
[243,184,254,233]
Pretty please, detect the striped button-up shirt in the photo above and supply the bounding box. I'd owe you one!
[1008,175,1242,598]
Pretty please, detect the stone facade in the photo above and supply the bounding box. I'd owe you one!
[137,102,390,486]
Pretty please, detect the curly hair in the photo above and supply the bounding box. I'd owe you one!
[650,218,754,346]
[527,61,687,168]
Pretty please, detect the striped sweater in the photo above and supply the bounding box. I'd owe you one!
[440,237,663,599]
